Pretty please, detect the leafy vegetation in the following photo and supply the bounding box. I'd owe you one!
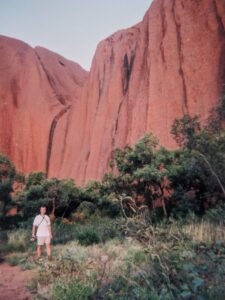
[1,96,225,299]
[0,153,16,216]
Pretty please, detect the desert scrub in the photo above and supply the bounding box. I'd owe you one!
[0,229,30,254]
[5,253,27,266]
[32,238,146,298]
[52,216,123,245]
[95,218,225,300]
[123,246,146,267]
[32,242,91,288]
[96,241,225,299]
[77,228,100,246]
[53,278,95,300]
[25,217,225,300]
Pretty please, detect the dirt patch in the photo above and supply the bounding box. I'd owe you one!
[0,263,32,300]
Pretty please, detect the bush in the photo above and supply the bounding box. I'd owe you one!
[0,214,24,230]
[97,198,120,218]
[1,229,29,253]
[51,216,123,246]
[71,212,86,223]
[77,228,100,246]
[53,279,94,300]
[97,276,161,300]
[5,253,26,266]
[76,201,96,218]
[203,203,225,224]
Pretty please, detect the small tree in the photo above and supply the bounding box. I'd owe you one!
[170,112,225,215]
[0,153,16,216]
[171,114,201,150]
[19,175,81,219]
[25,172,46,190]
[108,134,174,216]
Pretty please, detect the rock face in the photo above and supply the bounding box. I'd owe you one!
[0,0,225,185]
[57,0,225,184]
[0,35,88,175]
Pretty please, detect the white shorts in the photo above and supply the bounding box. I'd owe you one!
[37,236,51,246]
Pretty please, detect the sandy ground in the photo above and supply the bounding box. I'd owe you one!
[0,263,32,300]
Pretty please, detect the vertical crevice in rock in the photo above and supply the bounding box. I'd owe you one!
[99,64,105,99]
[141,25,149,73]
[110,47,115,65]
[140,17,150,132]
[96,63,106,114]
[83,149,90,183]
[111,104,121,152]
[59,107,72,168]
[123,54,130,94]
[46,105,71,176]
[10,78,19,108]
[122,51,135,94]
[160,0,167,65]
[34,50,67,106]
[95,46,115,119]
[172,0,189,114]
[111,94,128,154]
[114,98,124,136]
[111,46,137,152]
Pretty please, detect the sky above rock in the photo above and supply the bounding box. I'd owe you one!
[0,0,152,70]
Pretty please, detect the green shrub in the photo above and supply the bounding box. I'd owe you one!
[97,275,162,300]
[76,201,96,217]
[98,198,120,218]
[77,228,100,246]
[53,279,94,300]
[51,217,123,246]
[88,216,123,243]
[5,253,26,266]
[1,229,30,253]
[203,203,225,224]
[124,248,146,266]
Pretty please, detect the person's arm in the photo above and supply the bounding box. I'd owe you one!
[47,216,52,238]
[32,225,36,237]
[48,224,52,239]
[32,216,37,237]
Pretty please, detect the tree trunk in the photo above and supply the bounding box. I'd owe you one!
[50,197,56,221]
[160,185,168,217]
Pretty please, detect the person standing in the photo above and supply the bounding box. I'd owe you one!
[32,206,52,259]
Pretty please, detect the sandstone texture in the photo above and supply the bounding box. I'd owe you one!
[0,0,225,185]
[0,35,87,176]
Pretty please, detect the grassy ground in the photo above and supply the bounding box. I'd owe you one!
[0,215,225,300]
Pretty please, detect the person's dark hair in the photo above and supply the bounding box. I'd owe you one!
[40,206,47,212]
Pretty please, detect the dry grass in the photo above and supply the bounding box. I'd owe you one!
[182,221,225,243]
[0,229,30,253]
[5,217,224,299]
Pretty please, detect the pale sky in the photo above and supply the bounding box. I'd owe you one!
[0,0,153,70]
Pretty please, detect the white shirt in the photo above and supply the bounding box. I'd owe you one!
[33,214,51,237]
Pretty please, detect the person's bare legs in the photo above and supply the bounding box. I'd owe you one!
[46,243,51,258]
[37,245,42,258]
